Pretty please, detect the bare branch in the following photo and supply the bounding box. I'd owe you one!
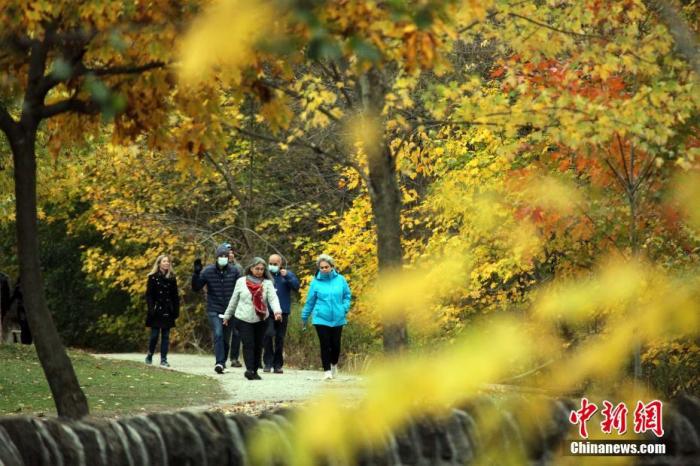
[604,156,632,194]
[230,123,370,187]
[615,133,633,186]
[632,154,656,193]
[507,12,606,40]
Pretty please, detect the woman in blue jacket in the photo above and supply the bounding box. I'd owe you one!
[301,254,351,380]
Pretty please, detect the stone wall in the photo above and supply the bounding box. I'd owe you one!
[1,395,697,465]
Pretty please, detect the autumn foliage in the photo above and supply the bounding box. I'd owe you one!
[0,0,698,459]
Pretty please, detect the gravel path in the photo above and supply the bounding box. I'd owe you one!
[98,353,365,409]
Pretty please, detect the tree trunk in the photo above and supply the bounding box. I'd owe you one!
[367,143,408,352]
[360,69,408,352]
[10,130,89,419]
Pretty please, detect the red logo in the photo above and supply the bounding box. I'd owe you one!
[600,401,628,435]
[569,399,664,438]
[633,400,664,437]
[569,398,598,438]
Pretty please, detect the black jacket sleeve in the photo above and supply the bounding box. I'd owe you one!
[171,277,180,319]
[145,275,155,314]
[192,268,207,292]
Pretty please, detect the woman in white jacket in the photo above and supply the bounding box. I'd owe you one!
[223,257,282,379]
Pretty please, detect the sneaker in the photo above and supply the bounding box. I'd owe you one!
[263,366,272,373]
[331,364,337,377]
[323,370,333,380]
[160,360,170,368]
[145,354,153,365]
[273,367,283,374]
[253,372,262,380]
[244,371,255,380]
[230,359,242,368]
[214,364,224,374]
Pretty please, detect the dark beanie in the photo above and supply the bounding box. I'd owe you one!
[215,243,231,257]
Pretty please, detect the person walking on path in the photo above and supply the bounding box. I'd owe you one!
[223,257,283,380]
[301,254,351,380]
[262,253,300,374]
[145,255,180,367]
[192,243,241,374]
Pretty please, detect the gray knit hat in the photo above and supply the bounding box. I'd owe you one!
[215,243,231,257]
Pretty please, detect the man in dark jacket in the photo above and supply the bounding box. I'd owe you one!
[192,243,240,374]
[262,254,300,373]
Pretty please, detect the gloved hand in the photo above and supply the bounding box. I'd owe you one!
[193,258,203,274]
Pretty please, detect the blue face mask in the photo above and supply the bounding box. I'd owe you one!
[320,270,332,278]
[268,265,280,274]
[217,257,229,267]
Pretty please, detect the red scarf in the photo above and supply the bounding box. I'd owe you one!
[246,279,267,320]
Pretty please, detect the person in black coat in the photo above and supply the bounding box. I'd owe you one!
[145,255,180,367]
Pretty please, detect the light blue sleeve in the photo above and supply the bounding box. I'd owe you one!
[301,280,317,322]
[342,276,351,313]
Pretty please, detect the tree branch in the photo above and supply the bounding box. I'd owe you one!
[0,105,17,136]
[316,60,354,108]
[604,156,632,194]
[23,23,56,114]
[615,133,633,186]
[88,61,167,77]
[201,151,244,203]
[40,97,100,119]
[507,12,606,40]
[230,124,370,187]
[259,78,341,123]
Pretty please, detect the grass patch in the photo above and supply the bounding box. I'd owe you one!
[0,344,226,417]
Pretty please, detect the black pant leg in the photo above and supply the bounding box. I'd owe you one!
[148,327,159,354]
[314,324,332,371]
[160,328,170,360]
[253,320,267,372]
[273,314,289,369]
[263,331,274,368]
[237,319,256,371]
[329,325,343,366]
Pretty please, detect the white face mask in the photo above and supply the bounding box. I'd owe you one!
[217,257,229,267]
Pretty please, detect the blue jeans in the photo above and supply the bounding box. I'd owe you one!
[207,313,232,366]
[229,323,241,362]
[148,327,170,361]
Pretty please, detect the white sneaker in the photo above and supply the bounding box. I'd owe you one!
[323,370,333,380]
[331,364,338,378]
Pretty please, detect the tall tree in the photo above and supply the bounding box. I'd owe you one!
[0,1,197,418]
